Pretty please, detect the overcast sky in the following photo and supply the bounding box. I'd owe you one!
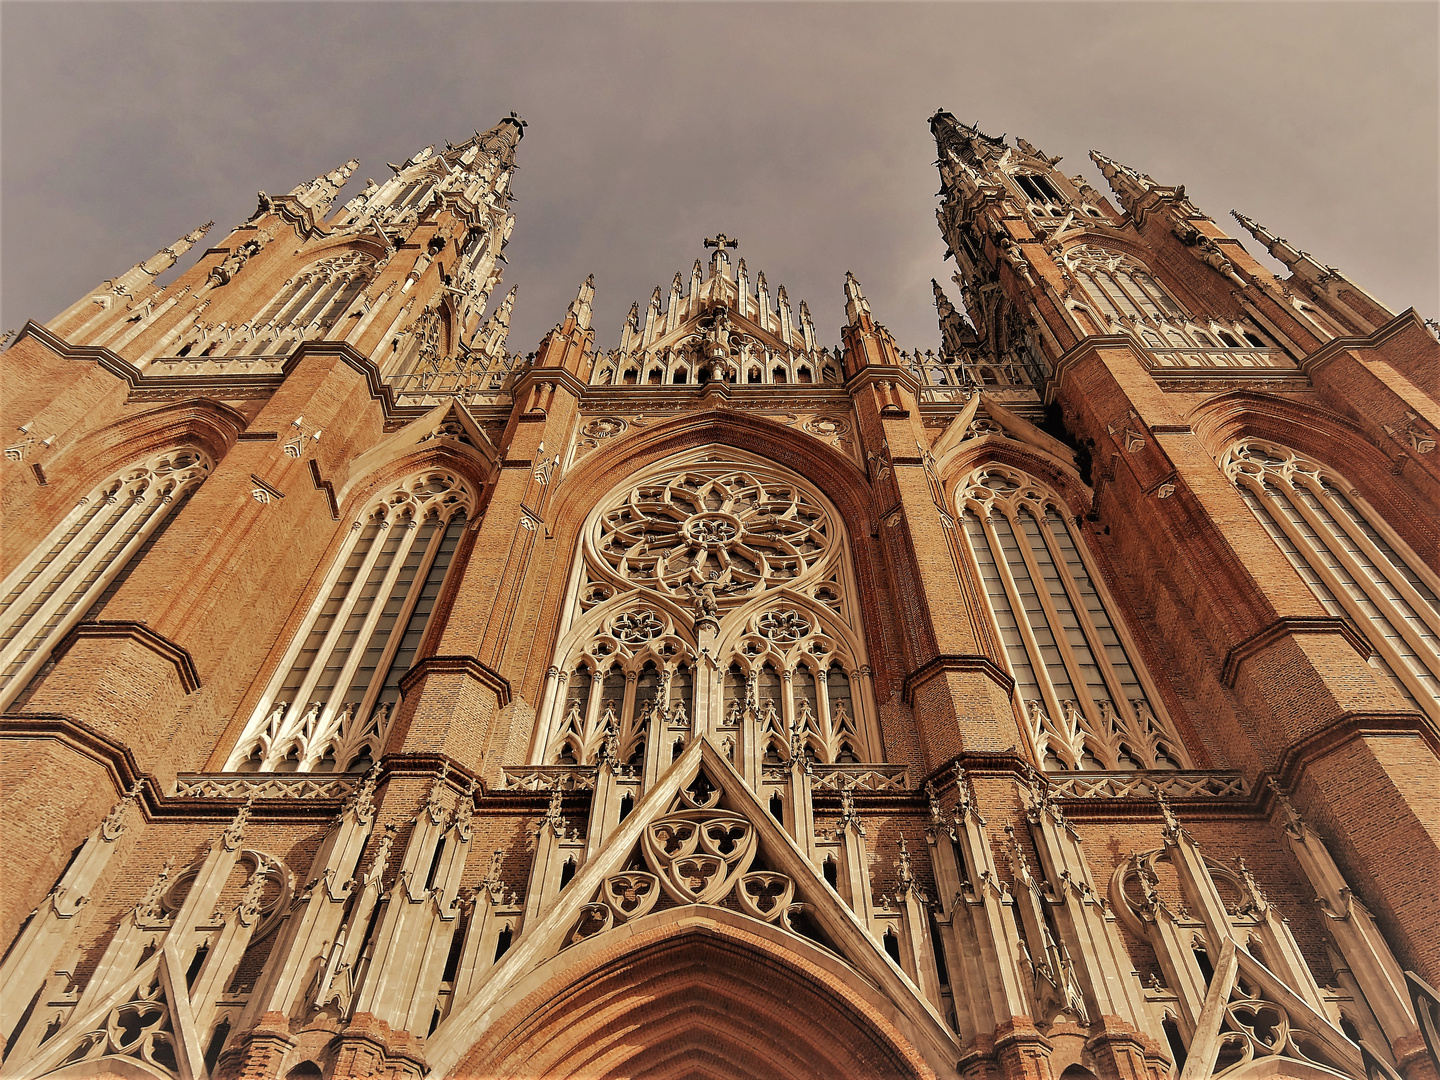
[3,2,1436,356]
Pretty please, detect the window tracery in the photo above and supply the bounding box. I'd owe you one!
[0,447,212,710]
[957,465,1190,772]
[225,470,475,773]
[1063,244,1265,353]
[173,252,375,360]
[1223,441,1440,716]
[539,451,876,773]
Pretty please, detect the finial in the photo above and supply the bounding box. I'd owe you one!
[424,763,450,825]
[136,858,174,921]
[703,233,739,252]
[1153,785,1182,839]
[541,788,566,835]
[843,271,871,321]
[100,780,144,842]
[838,783,864,835]
[222,793,255,851]
[452,777,478,839]
[897,836,915,891]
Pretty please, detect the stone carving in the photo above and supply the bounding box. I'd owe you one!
[756,609,811,643]
[581,416,628,440]
[802,415,851,438]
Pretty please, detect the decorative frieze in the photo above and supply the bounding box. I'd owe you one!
[173,774,359,799]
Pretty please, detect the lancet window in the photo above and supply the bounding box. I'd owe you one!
[1063,245,1266,351]
[537,451,877,775]
[225,470,474,773]
[1012,171,1067,215]
[226,252,374,356]
[1224,441,1440,716]
[0,447,212,711]
[164,252,374,361]
[957,466,1190,771]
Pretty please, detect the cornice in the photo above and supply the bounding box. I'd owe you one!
[53,620,202,693]
[1270,709,1440,795]
[512,365,590,402]
[901,653,1015,706]
[1298,307,1430,377]
[398,654,512,707]
[1220,615,1373,688]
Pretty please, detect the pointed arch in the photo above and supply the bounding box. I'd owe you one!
[1188,390,1440,564]
[529,411,893,708]
[1221,439,1440,718]
[221,466,477,772]
[443,916,936,1080]
[532,430,884,770]
[952,462,1191,772]
[0,445,214,710]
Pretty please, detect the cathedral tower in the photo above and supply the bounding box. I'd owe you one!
[1,111,1437,1080]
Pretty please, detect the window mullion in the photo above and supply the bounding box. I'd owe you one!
[285,516,394,718]
[0,484,181,701]
[1311,481,1440,642]
[319,520,422,732]
[0,497,109,611]
[348,516,445,725]
[0,489,146,670]
[0,491,130,635]
[1330,489,1440,616]
[1262,480,1438,712]
[982,509,1067,732]
[1013,507,1102,721]
[1285,477,1440,674]
[1034,510,1137,727]
[249,519,372,726]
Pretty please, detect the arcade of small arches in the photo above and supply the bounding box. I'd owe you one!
[543,603,871,770]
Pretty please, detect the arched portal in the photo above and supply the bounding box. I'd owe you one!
[446,919,935,1080]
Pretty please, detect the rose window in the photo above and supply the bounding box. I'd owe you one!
[596,468,832,598]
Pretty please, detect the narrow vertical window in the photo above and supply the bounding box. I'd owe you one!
[1225,442,1440,715]
[958,466,1189,771]
[226,471,474,771]
[0,448,212,710]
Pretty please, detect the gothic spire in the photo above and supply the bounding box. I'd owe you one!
[473,285,516,356]
[843,271,871,323]
[569,274,595,331]
[1231,210,1307,270]
[444,112,527,173]
[290,159,360,215]
[137,221,214,279]
[1087,150,1157,215]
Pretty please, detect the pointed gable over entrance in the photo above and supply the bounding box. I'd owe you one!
[423,738,959,1080]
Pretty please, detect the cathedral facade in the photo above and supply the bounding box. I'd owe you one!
[1,110,1438,1080]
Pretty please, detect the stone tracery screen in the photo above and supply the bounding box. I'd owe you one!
[956,465,1190,772]
[1224,440,1440,717]
[536,450,878,777]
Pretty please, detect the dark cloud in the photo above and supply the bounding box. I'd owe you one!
[4,2,1436,355]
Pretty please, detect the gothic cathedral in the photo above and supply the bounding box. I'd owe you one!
[2,111,1438,1080]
